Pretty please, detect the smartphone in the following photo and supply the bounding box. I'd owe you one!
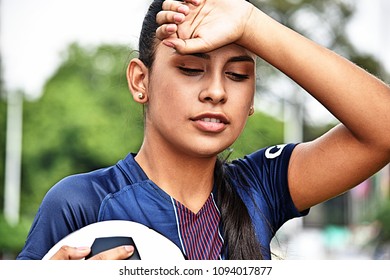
[86,236,141,260]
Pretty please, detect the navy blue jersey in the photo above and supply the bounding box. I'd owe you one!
[17,143,307,260]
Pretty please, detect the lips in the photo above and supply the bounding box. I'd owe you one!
[191,113,229,133]
[200,117,222,123]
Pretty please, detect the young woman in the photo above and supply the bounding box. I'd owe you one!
[17,0,390,260]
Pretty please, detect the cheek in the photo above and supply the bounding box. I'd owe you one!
[230,83,254,108]
[147,76,192,119]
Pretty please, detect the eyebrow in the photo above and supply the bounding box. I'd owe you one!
[227,55,255,64]
[189,53,255,64]
[189,53,211,60]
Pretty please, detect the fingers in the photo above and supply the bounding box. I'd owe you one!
[155,10,184,40]
[162,0,201,12]
[156,24,178,41]
[49,246,91,260]
[156,3,188,40]
[49,244,134,260]
[156,0,201,40]
[156,10,186,26]
[88,245,134,260]
[162,38,211,54]
[156,0,215,53]
[158,0,198,24]
[161,1,190,17]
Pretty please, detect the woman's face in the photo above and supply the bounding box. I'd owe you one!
[144,43,256,158]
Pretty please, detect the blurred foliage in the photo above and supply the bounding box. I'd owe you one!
[256,0,386,68]
[0,216,30,257]
[232,111,284,158]
[375,201,390,242]
[251,0,389,113]
[0,0,389,258]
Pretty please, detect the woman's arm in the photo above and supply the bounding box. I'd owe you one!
[242,6,390,211]
[157,0,390,211]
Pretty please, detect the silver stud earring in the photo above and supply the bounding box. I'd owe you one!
[137,92,145,100]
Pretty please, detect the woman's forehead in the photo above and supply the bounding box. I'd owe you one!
[208,43,256,60]
[156,42,256,62]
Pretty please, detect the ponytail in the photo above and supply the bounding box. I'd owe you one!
[214,157,263,259]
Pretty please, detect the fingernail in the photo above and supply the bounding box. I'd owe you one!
[174,13,185,23]
[178,5,189,14]
[166,24,177,33]
[124,246,134,253]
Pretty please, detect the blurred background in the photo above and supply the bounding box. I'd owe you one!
[0,0,389,259]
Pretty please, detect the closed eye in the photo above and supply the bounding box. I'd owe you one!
[225,72,250,81]
[178,66,204,76]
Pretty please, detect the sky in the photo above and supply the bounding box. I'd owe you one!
[1,0,152,99]
[347,0,390,71]
[1,0,389,105]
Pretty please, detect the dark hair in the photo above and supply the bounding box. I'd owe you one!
[138,0,163,68]
[214,157,263,259]
[138,0,263,260]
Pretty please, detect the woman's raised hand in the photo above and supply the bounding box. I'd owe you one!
[156,0,254,54]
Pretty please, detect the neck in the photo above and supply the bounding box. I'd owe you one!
[135,142,218,213]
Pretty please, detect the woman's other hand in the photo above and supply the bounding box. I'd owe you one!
[49,245,134,260]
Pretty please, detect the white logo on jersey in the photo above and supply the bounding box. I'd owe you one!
[265,144,287,159]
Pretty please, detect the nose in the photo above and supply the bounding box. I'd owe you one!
[199,75,227,104]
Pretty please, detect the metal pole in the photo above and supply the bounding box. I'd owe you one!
[4,91,23,226]
[284,90,304,144]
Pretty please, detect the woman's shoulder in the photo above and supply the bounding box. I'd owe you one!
[41,164,129,213]
[227,143,297,176]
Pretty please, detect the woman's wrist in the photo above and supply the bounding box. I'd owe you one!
[237,6,277,56]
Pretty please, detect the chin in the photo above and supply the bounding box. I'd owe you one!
[191,144,231,158]
[173,133,236,158]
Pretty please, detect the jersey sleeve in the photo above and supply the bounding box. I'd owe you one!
[227,143,308,233]
[16,174,102,260]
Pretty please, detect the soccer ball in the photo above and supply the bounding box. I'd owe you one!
[42,220,184,260]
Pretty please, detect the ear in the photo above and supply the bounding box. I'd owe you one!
[127,58,149,104]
